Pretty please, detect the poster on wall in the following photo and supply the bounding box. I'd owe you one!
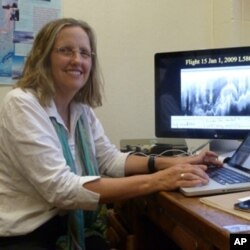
[0,0,61,85]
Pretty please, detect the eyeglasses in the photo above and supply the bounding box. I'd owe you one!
[54,47,95,59]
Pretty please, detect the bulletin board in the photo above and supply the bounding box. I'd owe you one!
[0,0,61,85]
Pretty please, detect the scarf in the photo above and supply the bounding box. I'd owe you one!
[50,112,100,250]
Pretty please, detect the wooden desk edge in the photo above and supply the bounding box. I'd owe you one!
[139,191,250,249]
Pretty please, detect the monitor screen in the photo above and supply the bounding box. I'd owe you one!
[155,46,250,140]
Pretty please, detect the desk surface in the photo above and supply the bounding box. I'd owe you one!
[117,191,250,250]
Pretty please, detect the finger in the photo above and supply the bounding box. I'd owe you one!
[204,150,219,157]
[179,179,208,188]
[179,171,209,182]
[179,166,209,184]
[202,151,222,165]
[211,158,223,166]
[184,164,208,172]
[194,164,208,171]
[204,156,222,166]
[193,166,210,179]
[178,172,209,188]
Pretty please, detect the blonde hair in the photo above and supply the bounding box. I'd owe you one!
[16,18,103,107]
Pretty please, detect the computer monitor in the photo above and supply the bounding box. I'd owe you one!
[154,46,250,143]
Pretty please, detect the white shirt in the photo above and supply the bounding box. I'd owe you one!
[0,88,129,236]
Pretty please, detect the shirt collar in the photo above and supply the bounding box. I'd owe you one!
[45,100,84,128]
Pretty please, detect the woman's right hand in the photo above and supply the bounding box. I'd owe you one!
[154,163,209,191]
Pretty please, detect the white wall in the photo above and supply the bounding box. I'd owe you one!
[213,0,250,47]
[63,0,213,148]
[1,0,250,147]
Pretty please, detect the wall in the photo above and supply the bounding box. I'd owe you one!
[213,0,250,47]
[1,0,250,147]
[63,0,250,147]
[63,0,212,148]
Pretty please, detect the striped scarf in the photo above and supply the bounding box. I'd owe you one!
[50,113,100,250]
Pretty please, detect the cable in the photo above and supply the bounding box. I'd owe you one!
[156,148,190,157]
[129,151,148,157]
[129,148,190,158]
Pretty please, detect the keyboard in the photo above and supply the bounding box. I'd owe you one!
[207,167,250,185]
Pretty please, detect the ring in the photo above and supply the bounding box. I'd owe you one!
[180,173,185,179]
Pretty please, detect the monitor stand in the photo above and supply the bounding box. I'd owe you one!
[209,139,242,155]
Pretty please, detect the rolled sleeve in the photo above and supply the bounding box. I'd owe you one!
[77,176,101,210]
[102,151,130,177]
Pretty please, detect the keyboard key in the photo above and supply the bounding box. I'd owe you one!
[207,167,250,185]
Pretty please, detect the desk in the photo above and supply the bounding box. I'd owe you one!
[115,191,250,250]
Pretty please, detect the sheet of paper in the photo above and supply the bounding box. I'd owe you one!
[200,191,250,221]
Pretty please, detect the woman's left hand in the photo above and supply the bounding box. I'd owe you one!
[188,150,223,166]
[151,150,223,173]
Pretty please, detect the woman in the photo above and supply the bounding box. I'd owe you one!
[0,18,221,250]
